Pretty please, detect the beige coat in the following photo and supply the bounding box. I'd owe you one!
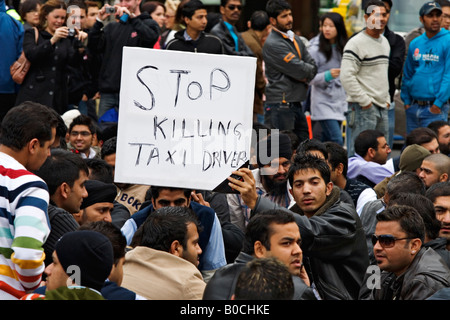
[121,246,206,300]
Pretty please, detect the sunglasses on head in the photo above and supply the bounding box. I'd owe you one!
[227,4,242,10]
[371,234,412,248]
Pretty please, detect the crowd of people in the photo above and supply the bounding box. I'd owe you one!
[0,0,450,302]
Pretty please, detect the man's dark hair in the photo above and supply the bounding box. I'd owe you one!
[376,205,425,244]
[79,221,127,265]
[389,193,441,240]
[426,181,450,203]
[234,257,294,300]
[364,0,386,15]
[265,0,291,19]
[325,141,349,177]
[0,102,58,150]
[134,206,201,252]
[220,0,240,7]
[149,185,192,201]
[84,158,114,183]
[242,209,296,255]
[354,129,384,157]
[100,136,117,159]
[33,148,89,196]
[68,114,96,135]
[295,138,328,160]
[428,120,449,136]
[436,0,450,8]
[288,154,331,188]
[181,0,206,20]
[386,171,426,198]
[405,127,438,147]
[249,10,270,31]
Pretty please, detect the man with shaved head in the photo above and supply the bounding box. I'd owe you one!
[419,153,450,188]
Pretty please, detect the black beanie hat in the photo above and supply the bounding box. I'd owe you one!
[80,180,117,210]
[55,230,114,291]
[257,133,292,167]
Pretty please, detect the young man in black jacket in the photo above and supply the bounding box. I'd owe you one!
[166,0,223,54]
[228,153,369,300]
[87,0,160,118]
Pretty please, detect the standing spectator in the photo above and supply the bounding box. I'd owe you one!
[209,0,253,56]
[0,0,23,120]
[15,0,87,115]
[437,0,450,30]
[160,0,181,48]
[141,1,166,49]
[341,0,390,157]
[84,0,99,30]
[308,12,348,146]
[165,0,224,54]
[263,0,317,143]
[381,0,405,148]
[88,0,160,118]
[242,10,271,124]
[18,0,41,30]
[363,205,450,300]
[0,102,58,299]
[401,1,450,133]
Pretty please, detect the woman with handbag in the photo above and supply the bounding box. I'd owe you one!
[16,0,87,115]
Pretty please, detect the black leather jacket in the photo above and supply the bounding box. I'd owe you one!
[202,252,317,300]
[253,186,369,300]
[363,247,450,300]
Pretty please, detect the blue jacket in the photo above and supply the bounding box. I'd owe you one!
[0,0,23,93]
[401,29,450,108]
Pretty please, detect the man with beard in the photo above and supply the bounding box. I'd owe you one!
[227,133,293,232]
[262,0,317,143]
[426,181,450,250]
[428,120,450,155]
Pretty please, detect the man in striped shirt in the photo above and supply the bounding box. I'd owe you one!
[0,102,58,299]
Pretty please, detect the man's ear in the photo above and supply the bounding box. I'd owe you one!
[335,163,344,176]
[269,16,277,26]
[170,240,182,257]
[253,240,267,258]
[440,172,448,183]
[72,210,83,224]
[325,181,333,196]
[59,182,71,200]
[27,138,40,155]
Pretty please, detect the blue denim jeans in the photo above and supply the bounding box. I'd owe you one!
[405,102,449,134]
[345,102,389,157]
[98,92,120,118]
[264,102,310,142]
[319,119,343,146]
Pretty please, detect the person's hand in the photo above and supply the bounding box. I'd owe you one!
[191,191,210,207]
[404,104,411,110]
[330,68,340,78]
[114,5,131,18]
[430,104,441,114]
[98,4,113,21]
[76,27,88,42]
[50,26,69,44]
[299,263,310,287]
[227,168,257,210]
[362,103,372,110]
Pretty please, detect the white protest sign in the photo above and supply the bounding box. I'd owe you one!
[115,47,256,191]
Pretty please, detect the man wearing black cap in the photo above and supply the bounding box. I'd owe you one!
[73,179,117,226]
[41,230,114,299]
[227,132,294,232]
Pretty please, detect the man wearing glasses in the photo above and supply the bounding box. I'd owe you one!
[209,0,253,56]
[67,114,100,159]
[362,205,450,300]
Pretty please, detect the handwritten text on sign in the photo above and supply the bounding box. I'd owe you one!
[115,47,256,190]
